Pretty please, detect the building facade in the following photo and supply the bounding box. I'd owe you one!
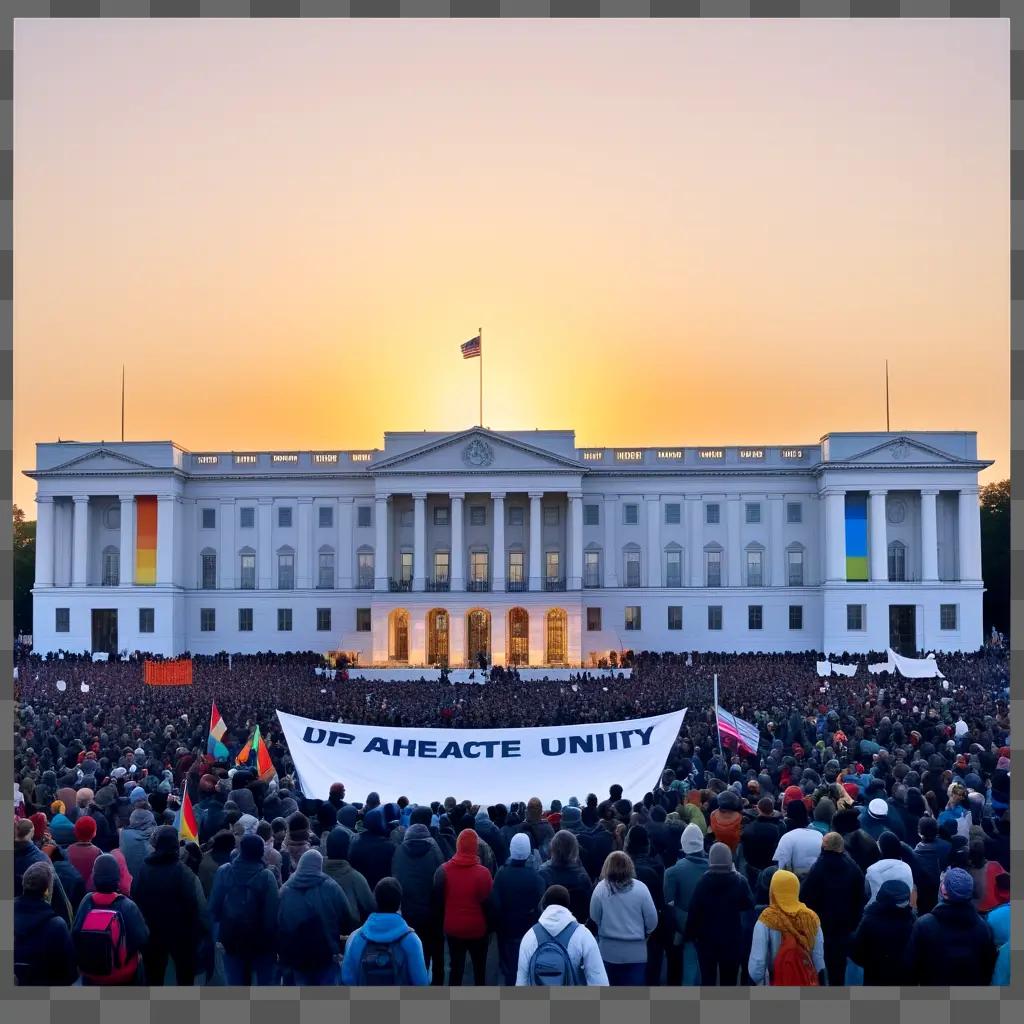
[27,428,988,663]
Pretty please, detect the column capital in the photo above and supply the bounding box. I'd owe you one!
[156,494,175,504]
[726,494,742,502]
[643,494,660,502]
[959,487,980,497]
[819,487,846,498]
[35,494,55,504]
[72,494,90,504]
[604,493,620,502]
[528,491,544,499]
[375,494,389,504]
[920,488,940,497]
[684,494,702,502]
[412,492,428,502]
[449,492,465,501]
[869,488,889,497]
[567,492,583,501]
[337,496,355,505]
[765,493,784,502]
[297,496,314,505]
[221,496,238,505]
[118,494,135,504]
[490,492,507,501]
[258,496,274,505]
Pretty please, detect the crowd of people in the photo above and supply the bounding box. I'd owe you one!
[12,646,1011,987]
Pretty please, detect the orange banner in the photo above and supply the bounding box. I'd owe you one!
[144,660,193,686]
[136,496,157,586]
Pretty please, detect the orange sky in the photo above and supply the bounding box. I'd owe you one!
[13,18,1008,511]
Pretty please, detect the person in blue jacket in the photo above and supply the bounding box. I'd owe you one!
[341,877,429,986]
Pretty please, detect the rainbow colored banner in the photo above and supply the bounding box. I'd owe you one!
[135,496,157,585]
[845,493,868,581]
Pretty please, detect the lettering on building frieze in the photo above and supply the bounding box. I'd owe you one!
[780,449,805,459]
[698,449,724,460]
[615,450,643,462]
[739,449,764,460]
[314,453,339,464]
[194,455,218,465]
[272,454,299,464]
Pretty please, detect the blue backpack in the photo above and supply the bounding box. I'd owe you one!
[528,921,582,985]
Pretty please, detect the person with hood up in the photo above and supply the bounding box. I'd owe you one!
[579,806,618,881]
[590,851,658,986]
[708,790,744,853]
[771,800,823,881]
[208,834,280,985]
[848,879,916,985]
[865,831,916,906]
[46,845,86,916]
[390,823,445,984]
[987,875,1010,985]
[474,808,508,867]
[119,807,157,880]
[66,815,102,890]
[799,832,866,986]
[198,831,237,898]
[341,877,430,986]
[349,806,397,890]
[281,812,312,873]
[492,832,547,986]
[14,861,78,986]
[433,828,493,985]
[322,827,375,926]
[906,867,997,985]
[14,817,49,897]
[683,843,753,985]
[515,884,609,986]
[748,869,826,985]
[538,830,593,926]
[276,849,352,985]
[663,822,708,985]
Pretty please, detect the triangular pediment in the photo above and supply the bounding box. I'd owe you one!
[372,428,584,473]
[41,447,158,473]
[841,437,964,465]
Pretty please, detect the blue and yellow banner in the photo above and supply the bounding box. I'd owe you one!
[845,493,868,581]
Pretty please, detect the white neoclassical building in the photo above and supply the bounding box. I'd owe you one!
[27,428,988,663]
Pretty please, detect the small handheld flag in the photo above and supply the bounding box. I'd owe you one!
[236,724,276,780]
[208,702,229,760]
[179,788,199,843]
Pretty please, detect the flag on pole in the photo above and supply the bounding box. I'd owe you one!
[207,702,229,759]
[236,724,276,780]
[178,788,199,843]
[461,335,481,359]
[715,705,761,754]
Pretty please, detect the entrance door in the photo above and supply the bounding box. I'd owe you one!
[889,605,916,656]
[508,608,529,666]
[91,609,118,656]
[467,609,491,668]
[427,609,449,666]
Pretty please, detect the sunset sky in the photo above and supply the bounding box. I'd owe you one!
[13,18,1008,512]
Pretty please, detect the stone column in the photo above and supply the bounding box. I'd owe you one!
[920,489,939,582]
[646,495,661,587]
[413,493,427,591]
[34,495,54,587]
[958,487,982,582]
[823,489,846,582]
[603,495,619,587]
[72,496,89,586]
[686,495,702,587]
[450,493,465,590]
[156,495,175,586]
[569,492,583,590]
[726,495,741,587]
[768,494,784,587]
[296,498,313,589]
[529,492,543,590]
[869,489,888,582]
[258,498,274,589]
[374,495,389,591]
[338,498,354,589]
[220,498,236,589]
[119,495,135,587]
[491,492,506,591]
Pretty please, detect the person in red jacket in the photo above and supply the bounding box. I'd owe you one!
[433,829,493,985]
[67,816,102,890]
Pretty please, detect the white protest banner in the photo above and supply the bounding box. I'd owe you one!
[277,708,686,807]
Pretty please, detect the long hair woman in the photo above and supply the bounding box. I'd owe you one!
[747,869,826,985]
[589,851,658,986]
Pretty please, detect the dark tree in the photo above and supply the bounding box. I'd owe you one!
[979,480,1009,637]
[13,504,35,639]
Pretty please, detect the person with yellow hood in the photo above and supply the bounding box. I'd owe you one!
[747,869,826,985]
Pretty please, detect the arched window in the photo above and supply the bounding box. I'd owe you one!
[318,546,335,589]
[389,609,409,662]
[277,545,295,590]
[704,542,723,588]
[102,546,119,587]
[888,541,907,582]
[664,542,683,588]
[200,548,217,590]
[786,542,805,587]
[745,542,765,587]
[427,608,449,665]
[623,544,642,588]
[239,547,256,590]
[467,608,491,665]
[546,608,567,665]
[356,546,374,589]
[508,608,529,666]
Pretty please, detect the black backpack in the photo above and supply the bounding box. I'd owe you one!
[218,870,265,954]
[356,928,412,985]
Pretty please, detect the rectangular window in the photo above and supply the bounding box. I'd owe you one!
[357,506,371,529]
[318,552,334,589]
[508,551,523,585]
[584,504,600,526]
[399,509,413,527]
[471,551,489,583]
[278,552,295,590]
[317,608,332,632]
[277,608,292,632]
[940,604,958,630]
[357,552,374,589]
[789,605,803,630]
[238,608,253,632]
[748,605,763,630]
[623,503,639,525]
[240,506,255,529]
[240,553,256,590]
[888,544,907,583]
[624,606,642,631]
[470,505,486,526]
[745,502,761,525]
[584,550,601,587]
[544,506,559,526]
[278,506,293,529]
[746,549,763,587]
[788,549,804,587]
[624,550,642,587]
[202,507,216,529]
[708,605,723,631]
[400,552,413,584]
[319,506,334,529]
[201,552,217,590]
[434,552,449,582]
[200,608,216,632]
[668,606,683,630]
[706,503,721,525]
[665,549,682,588]
[356,608,371,632]
[139,608,154,633]
[102,549,120,587]
[546,551,560,581]
[507,506,524,527]
[786,502,802,525]
[434,506,450,527]
[847,604,865,631]
[705,550,722,588]
[55,608,70,632]
[586,607,602,631]
[664,503,681,525]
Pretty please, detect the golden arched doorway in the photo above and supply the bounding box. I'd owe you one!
[389,609,409,662]
[427,609,449,666]
[507,607,529,666]
[545,608,567,665]
[466,609,491,667]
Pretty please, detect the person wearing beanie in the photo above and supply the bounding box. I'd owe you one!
[14,860,78,986]
[319,826,375,927]
[559,804,585,837]
[848,879,915,985]
[67,815,102,890]
[128,787,148,809]
[198,831,237,898]
[709,790,743,853]
[29,811,50,849]
[433,829,493,984]
[800,832,867,986]
[130,825,210,985]
[906,867,997,984]
[119,807,157,881]
[860,797,902,842]
[389,823,445,983]
[208,834,281,984]
[683,843,753,985]
[473,807,509,867]
[491,831,547,985]
[748,869,826,985]
[663,821,709,985]
[71,854,149,986]
[48,802,76,848]
[865,831,916,906]
[348,806,397,891]
[739,798,784,888]
[515,884,609,986]
[590,851,658,986]
[771,800,823,880]
[276,850,353,985]
[281,811,312,873]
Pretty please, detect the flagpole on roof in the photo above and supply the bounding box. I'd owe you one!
[479,327,483,428]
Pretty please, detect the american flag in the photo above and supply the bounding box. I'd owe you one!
[715,705,761,754]
[461,335,482,359]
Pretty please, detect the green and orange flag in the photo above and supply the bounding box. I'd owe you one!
[236,724,275,781]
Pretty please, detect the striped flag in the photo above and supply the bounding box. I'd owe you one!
[178,788,199,843]
[207,702,229,759]
[236,724,276,780]
[715,705,761,755]
[461,335,481,359]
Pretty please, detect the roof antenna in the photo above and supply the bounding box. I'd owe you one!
[885,360,890,433]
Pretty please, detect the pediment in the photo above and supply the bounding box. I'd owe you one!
[372,428,584,474]
[41,447,157,473]
[841,437,965,465]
